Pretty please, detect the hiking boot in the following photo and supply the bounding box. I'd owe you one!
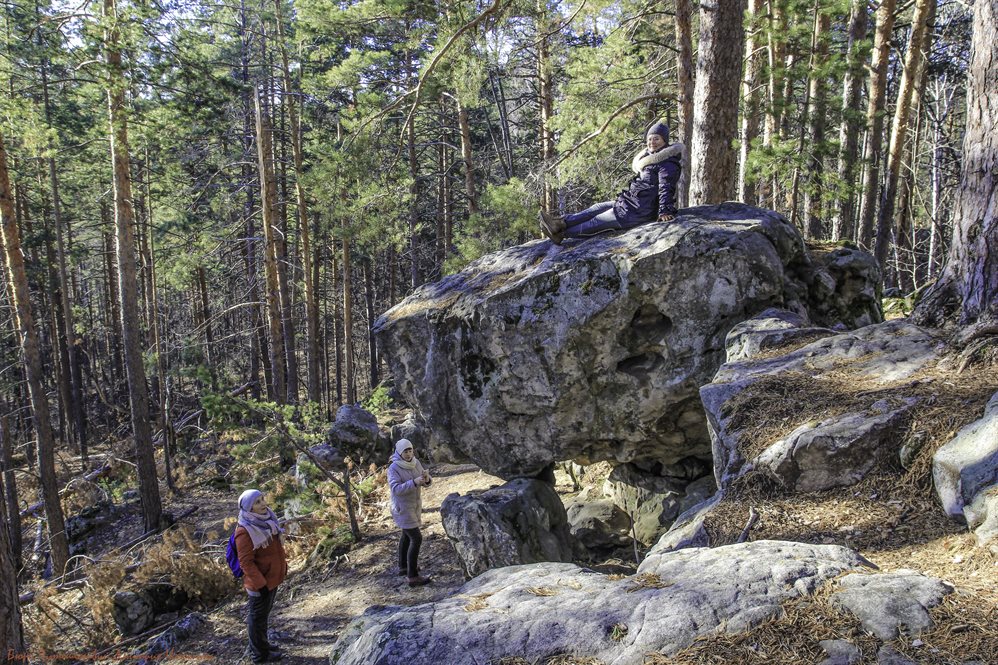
[407,575,432,587]
[397,568,408,576]
[538,211,565,245]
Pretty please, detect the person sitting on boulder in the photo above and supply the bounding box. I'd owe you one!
[539,119,683,245]
[388,438,433,587]
[235,489,288,663]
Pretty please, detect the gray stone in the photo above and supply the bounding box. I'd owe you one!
[818,639,862,665]
[328,404,381,458]
[374,203,882,479]
[753,397,920,492]
[565,498,633,550]
[328,540,869,665]
[932,391,998,520]
[725,308,835,363]
[703,321,939,490]
[645,494,722,554]
[602,461,714,545]
[440,478,576,578]
[876,645,916,665]
[965,486,998,550]
[304,444,344,471]
[113,591,155,636]
[830,571,953,640]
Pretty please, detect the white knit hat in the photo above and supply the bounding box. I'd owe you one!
[395,439,414,455]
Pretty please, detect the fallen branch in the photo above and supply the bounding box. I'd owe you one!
[19,462,112,519]
[736,507,760,544]
[18,506,198,605]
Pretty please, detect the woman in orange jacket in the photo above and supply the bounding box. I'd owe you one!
[235,489,288,663]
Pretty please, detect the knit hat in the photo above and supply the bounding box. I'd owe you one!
[395,439,414,455]
[238,488,263,513]
[645,119,670,144]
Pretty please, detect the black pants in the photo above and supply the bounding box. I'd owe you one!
[247,586,277,662]
[398,528,423,577]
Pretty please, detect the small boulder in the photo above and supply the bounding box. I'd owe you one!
[440,479,576,578]
[113,591,155,636]
[565,498,632,551]
[829,571,953,640]
[327,405,381,459]
[965,486,998,551]
[932,391,998,520]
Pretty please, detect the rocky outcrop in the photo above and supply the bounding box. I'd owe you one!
[703,319,939,490]
[327,405,382,459]
[440,479,576,578]
[374,203,882,479]
[602,460,715,544]
[932,391,998,521]
[328,540,870,665]
[724,307,835,363]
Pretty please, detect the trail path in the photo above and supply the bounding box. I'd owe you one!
[171,463,505,665]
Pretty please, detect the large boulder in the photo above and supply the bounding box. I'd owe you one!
[374,203,882,478]
[932,391,998,520]
[327,405,383,460]
[440,479,577,578]
[328,540,870,664]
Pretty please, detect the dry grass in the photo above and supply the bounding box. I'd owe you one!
[626,573,673,592]
[463,592,495,612]
[525,586,560,597]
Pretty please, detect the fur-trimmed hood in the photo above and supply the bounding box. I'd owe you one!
[631,142,684,173]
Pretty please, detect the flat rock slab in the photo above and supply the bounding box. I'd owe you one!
[328,540,869,665]
[830,571,953,640]
[374,203,882,478]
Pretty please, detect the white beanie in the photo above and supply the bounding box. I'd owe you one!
[395,439,414,455]
[238,488,262,513]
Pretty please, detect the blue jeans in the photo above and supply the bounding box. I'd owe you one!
[563,201,621,238]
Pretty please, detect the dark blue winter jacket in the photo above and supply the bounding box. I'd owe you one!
[612,143,683,224]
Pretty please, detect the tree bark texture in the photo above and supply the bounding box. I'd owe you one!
[856,0,898,249]
[833,0,869,241]
[537,0,558,214]
[0,128,71,575]
[913,0,998,327]
[675,0,695,207]
[0,467,25,660]
[874,0,936,266]
[254,90,288,404]
[803,0,831,239]
[105,0,164,533]
[690,0,747,205]
[738,0,763,204]
[1,416,22,574]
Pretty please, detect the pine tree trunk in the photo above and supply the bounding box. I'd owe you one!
[40,61,86,461]
[690,0,747,205]
[1,416,22,574]
[675,0,695,207]
[363,257,379,391]
[856,0,898,249]
[0,128,71,574]
[537,0,558,214]
[874,0,936,266]
[240,0,262,400]
[738,0,763,204]
[912,0,998,327]
[0,455,25,659]
[803,0,830,238]
[763,0,787,207]
[104,0,163,533]
[457,98,479,217]
[254,89,288,404]
[342,221,356,404]
[832,0,869,241]
[407,113,422,290]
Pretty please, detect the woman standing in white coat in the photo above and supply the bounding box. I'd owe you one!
[388,439,432,587]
